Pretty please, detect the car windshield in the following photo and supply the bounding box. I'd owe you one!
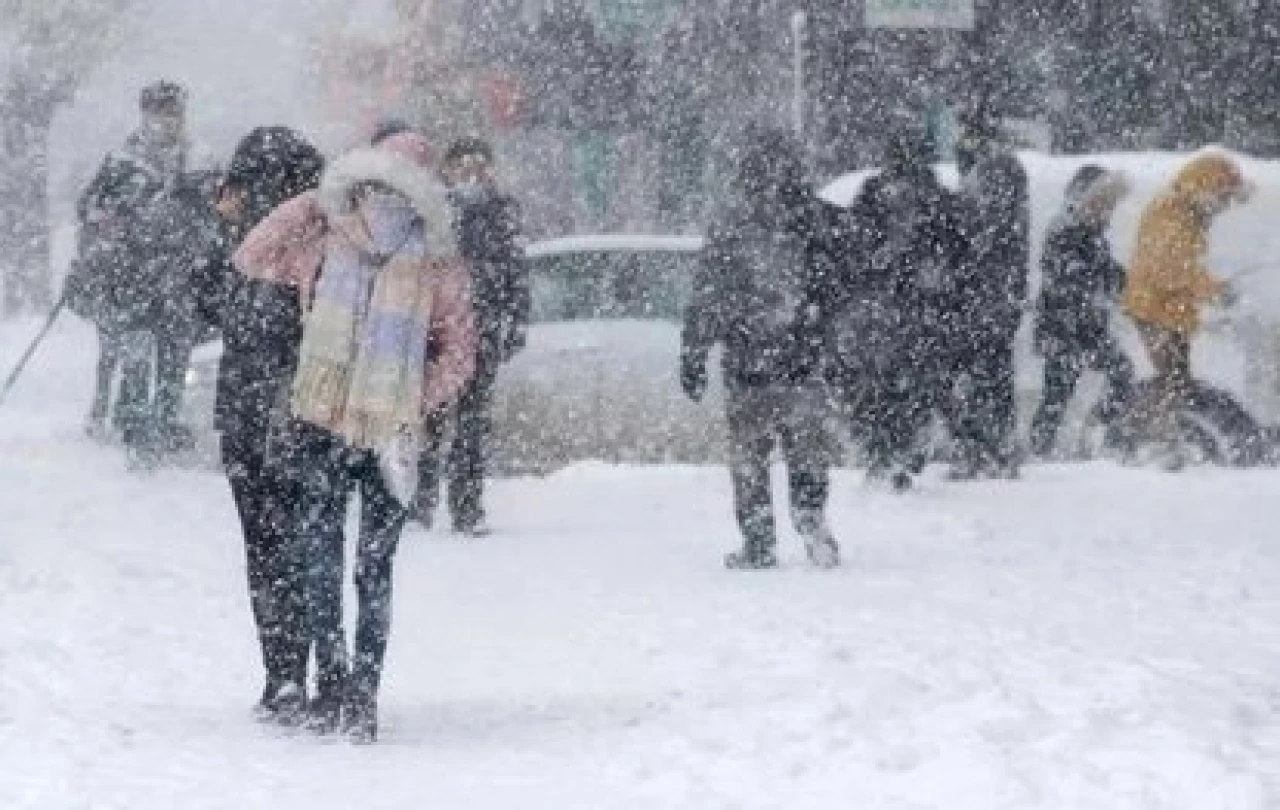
[529,249,697,323]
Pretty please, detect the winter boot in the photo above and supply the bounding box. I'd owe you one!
[304,670,346,735]
[341,690,379,745]
[724,544,778,570]
[724,525,778,569]
[253,680,306,727]
[793,508,840,569]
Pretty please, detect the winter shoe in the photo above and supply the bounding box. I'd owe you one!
[890,471,913,492]
[724,545,778,570]
[454,519,492,538]
[794,509,840,569]
[253,681,306,727]
[341,692,379,745]
[303,692,343,735]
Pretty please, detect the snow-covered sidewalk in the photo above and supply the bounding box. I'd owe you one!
[2,317,1278,809]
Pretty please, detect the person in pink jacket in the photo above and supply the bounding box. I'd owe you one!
[234,130,476,743]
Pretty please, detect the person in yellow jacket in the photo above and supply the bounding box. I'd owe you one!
[1123,152,1253,456]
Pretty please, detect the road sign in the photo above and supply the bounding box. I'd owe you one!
[865,0,975,29]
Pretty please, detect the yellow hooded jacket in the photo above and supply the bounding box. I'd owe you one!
[1123,154,1242,334]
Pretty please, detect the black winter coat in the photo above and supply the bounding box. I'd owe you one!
[452,191,530,368]
[821,167,972,386]
[1033,215,1125,354]
[69,152,171,334]
[201,128,323,458]
[682,191,844,388]
[959,150,1030,336]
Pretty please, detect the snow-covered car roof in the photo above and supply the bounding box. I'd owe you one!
[525,234,704,258]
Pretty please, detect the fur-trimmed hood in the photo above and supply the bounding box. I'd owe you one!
[318,147,457,258]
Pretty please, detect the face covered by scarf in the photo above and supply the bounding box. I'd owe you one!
[291,183,436,494]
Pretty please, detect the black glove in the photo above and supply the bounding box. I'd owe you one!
[680,350,708,402]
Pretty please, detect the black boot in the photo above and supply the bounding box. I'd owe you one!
[724,529,778,570]
[304,670,346,735]
[254,679,307,726]
[341,689,379,744]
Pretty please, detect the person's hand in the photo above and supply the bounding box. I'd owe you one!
[680,351,708,402]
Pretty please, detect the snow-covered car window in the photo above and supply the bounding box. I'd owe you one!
[529,250,697,323]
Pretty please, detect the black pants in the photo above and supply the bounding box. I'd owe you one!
[152,334,194,433]
[416,366,496,530]
[295,422,408,703]
[861,369,937,475]
[725,381,831,552]
[222,432,308,690]
[951,332,1019,469]
[1029,335,1134,456]
[90,329,151,433]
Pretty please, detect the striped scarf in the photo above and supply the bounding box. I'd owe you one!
[291,195,434,453]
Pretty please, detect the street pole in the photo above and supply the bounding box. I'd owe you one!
[791,10,807,137]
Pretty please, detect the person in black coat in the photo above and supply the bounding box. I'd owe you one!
[202,126,324,724]
[951,109,1031,479]
[75,80,188,442]
[824,129,972,491]
[124,169,226,459]
[1028,165,1135,457]
[415,136,529,535]
[680,128,841,570]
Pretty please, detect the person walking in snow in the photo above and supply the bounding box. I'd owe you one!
[1028,165,1135,459]
[414,136,529,536]
[950,107,1030,479]
[680,128,841,570]
[1121,152,1252,467]
[234,131,476,742]
[824,127,971,491]
[202,126,325,725]
[74,80,189,446]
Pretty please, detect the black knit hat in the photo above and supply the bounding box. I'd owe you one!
[139,80,186,114]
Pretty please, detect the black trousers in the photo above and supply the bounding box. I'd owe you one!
[725,381,832,552]
[222,432,308,690]
[951,331,1019,467]
[90,329,151,434]
[860,368,938,475]
[295,422,408,703]
[1029,334,1134,456]
[416,366,496,530]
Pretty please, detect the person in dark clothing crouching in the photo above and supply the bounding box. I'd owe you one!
[825,128,971,491]
[1028,165,1135,458]
[201,126,325,725]
[680,128,841,570]
[414,136,530,536]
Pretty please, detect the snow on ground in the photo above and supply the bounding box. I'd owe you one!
[2,316,1280,809]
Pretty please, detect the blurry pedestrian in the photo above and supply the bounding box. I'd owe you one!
[951,107,1030,479]
[414,136,528,536]
[825,127,971,490]
[1122,152,1252,467]
[74,80,188,445]
[680,128,841,570]
[1029,165,1135,458]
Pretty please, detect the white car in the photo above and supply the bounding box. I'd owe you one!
[492,234,724,474]
[183,234,725,473]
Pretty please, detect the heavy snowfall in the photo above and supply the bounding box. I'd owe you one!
[2,0,1280,807]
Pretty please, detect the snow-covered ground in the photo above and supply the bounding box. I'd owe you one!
[3,316,1280,809]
